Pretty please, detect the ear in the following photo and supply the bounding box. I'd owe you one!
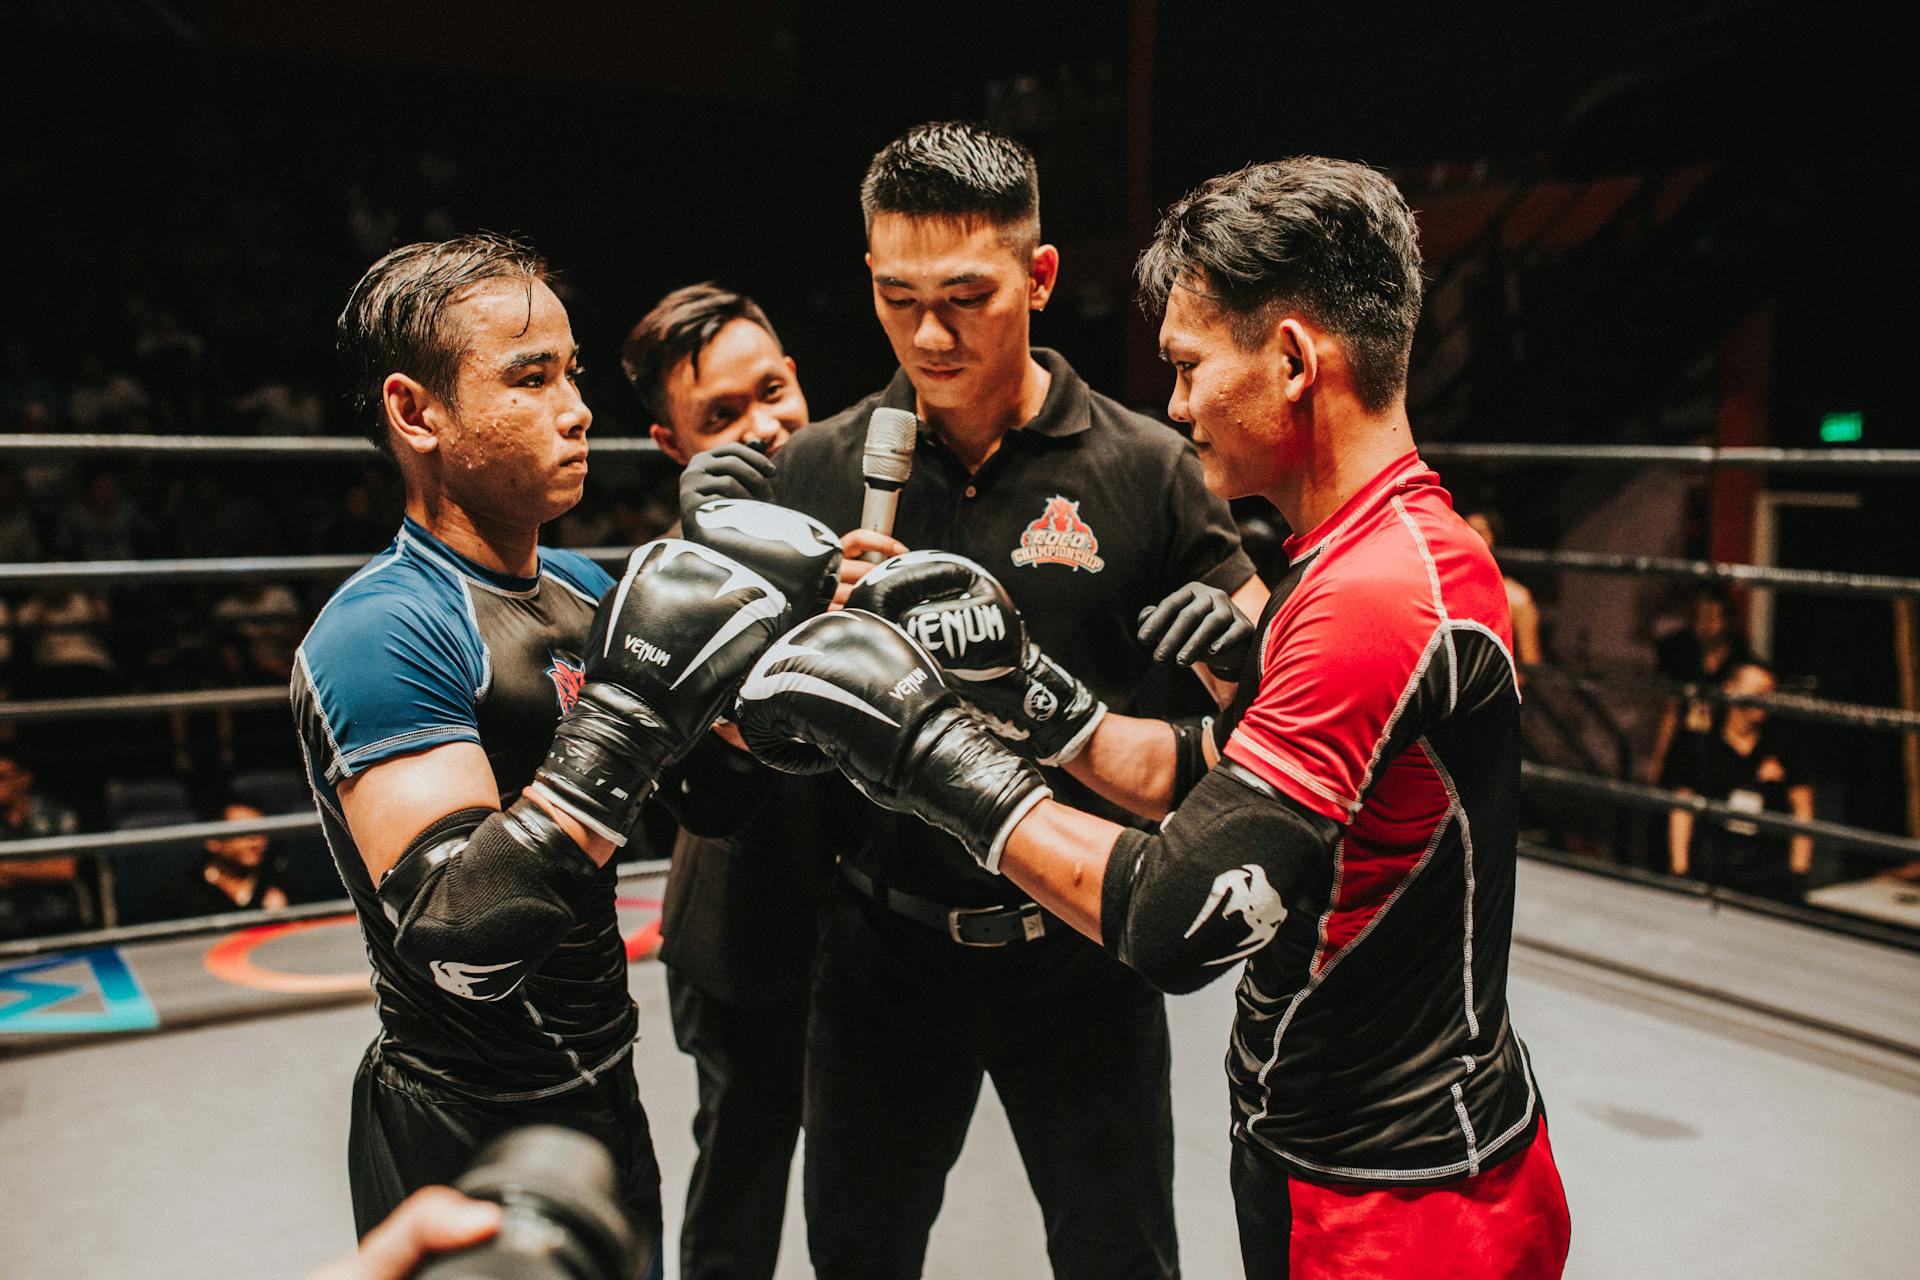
[1028,243,1060,311]
[649,422,692,467]
[1274,318,1319,403]
[383,373,442,458]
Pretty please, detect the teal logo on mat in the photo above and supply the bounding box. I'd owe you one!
[0,948,159,1034]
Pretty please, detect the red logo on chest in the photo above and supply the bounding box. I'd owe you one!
[546,652,585,713]
[1010,495,1105,573]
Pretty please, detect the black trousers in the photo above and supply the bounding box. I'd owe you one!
[348,1042,665,1279]
[667,964,808,1280]
[803,889,1180,1280]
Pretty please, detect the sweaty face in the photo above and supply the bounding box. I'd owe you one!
[654,318,807,465]
[1158,284,1296,502]
[434,278,592,527]
[867,214,1044,413]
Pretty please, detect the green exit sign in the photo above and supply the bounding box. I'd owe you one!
[1819,411,1863,443]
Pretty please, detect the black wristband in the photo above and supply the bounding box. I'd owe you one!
[534,683,671,843]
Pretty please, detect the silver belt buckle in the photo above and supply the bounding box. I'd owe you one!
[948,904,1008,947]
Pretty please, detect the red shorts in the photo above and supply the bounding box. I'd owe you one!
[1233,1122,1571,1279]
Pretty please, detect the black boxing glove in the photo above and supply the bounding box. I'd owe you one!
[530,538,787,844]
[679,443,775,525]
[1136,582,1255,681]
[847,551,1105,766]
[682,498,842,624]
[733,610,1050,872]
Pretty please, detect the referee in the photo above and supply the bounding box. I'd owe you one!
[764,122,1263,1279]
[737,158,1572,1279]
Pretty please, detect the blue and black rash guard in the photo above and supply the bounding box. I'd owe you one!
[291,517,635,1100]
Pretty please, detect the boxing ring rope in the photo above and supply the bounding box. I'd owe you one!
[5,432,1918,963]
[0,433,665,459]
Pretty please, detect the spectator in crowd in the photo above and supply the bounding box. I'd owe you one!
[13,587,119,700]
[0,466,43,562]
[66,354,149,430]
[55,469,150,562]
[195,802,288,914]
[214,578,303,685]
[1464,507,1543,675]
[0,750,86,940]
[1665,661,1814,899]
[1650,586,1752,785]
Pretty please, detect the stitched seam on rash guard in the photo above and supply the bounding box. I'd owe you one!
[1246,807,1452,1135]
[1392,495,1455,713]
[1425,740,1480,1040]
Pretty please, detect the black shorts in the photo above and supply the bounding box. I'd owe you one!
[348,1042,664,1277]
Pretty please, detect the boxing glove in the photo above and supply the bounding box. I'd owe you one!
[847,551,1105,765]
[532,538,787,843]
[682,498,842,624]
[733,609,1049,871]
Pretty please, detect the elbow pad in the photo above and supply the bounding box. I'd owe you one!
[377,799,602,1002]
[1099,761,1338,995]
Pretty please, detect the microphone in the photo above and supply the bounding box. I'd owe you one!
[858,407,917,562]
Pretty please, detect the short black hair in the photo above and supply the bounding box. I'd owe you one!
[1136,157,1424,413]
[620,283,781,430]
[860,121,1040,254]
[336,232,549,454]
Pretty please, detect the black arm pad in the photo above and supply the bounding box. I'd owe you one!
[378,798,603,1001]
[1099,760,1339,995]
[654,732,777,839]
[1168,715,1216,807]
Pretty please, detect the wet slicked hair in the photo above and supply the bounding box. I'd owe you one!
[620,283,781,430]
[336,232,549,453]
[860,120,1040,254]
[1137,157,1424,413]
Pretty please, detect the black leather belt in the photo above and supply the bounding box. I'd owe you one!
[837,859,1049,947]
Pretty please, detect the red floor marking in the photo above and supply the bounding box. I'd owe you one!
[203,915,365,994]
[203,899,664,993]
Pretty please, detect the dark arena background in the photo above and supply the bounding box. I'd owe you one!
[1,3,1915,1277]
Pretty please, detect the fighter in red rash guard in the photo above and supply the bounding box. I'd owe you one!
[730,157,1571,1278]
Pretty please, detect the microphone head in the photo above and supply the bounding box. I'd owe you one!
[862,407,918,487]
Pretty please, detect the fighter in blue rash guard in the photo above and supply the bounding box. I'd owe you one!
[299,235,796,1274]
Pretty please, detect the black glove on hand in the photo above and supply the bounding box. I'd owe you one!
[678,443,776,525]
[847,551,1105,766]
[733,610,1050,872]
[533,539,787,844]
[682,498,842,625]
[1137,582,1254,681]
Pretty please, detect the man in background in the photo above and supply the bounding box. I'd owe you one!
[621,284,821,1280]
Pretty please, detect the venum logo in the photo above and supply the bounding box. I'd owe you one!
[1184,864,1288,966]
[888,668,929,700]
[622,635,672,667]
[905,603,1007,660]
[1022,680,1059,722]
[1010,495,1105,573]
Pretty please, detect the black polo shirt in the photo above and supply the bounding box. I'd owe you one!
[773,347,1254,906]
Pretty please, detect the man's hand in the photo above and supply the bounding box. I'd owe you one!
[532,538,787,843]
[734,610,1048,870]
[679,442,776,522]
[847,551,1105,765]
[830,529,909,607]
[1137,582,1255,680]
[308,1187,500,1280]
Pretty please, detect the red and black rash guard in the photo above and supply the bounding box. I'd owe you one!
[1101,451,1544,1185]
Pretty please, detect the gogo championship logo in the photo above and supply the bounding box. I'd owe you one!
[1011,495,1105,573]
[546,651,585,713]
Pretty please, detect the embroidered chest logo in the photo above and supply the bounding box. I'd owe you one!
[545,651,585,714]
[1010,495,1105,573]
